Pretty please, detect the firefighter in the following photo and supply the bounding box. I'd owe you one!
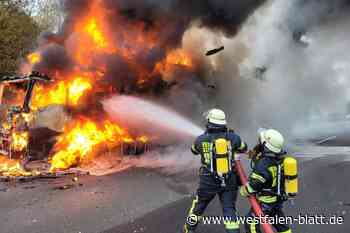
[240,129,293,233]
[184,109,248,233]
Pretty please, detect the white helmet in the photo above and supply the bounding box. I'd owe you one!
[206,108,227,125]
[258,128,284,153]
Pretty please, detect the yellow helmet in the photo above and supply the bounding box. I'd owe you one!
[206,108,227,125]
[258,128,284,153]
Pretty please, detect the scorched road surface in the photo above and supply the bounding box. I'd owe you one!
[1,149,350,233]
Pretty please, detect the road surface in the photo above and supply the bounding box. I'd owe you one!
[1,147,349,233]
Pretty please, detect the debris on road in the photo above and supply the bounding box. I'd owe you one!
[0,169,89,183]
[53,184,75,190]
[22,185,36,190]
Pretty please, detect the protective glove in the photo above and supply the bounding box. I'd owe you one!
[248,150,257,159]
[240,185,249,197]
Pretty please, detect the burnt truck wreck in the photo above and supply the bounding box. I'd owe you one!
[0,72,51,161]
[0,71,150,178]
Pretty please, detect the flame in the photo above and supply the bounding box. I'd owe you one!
[27,52,41,65]
[21,113,34,123]
[68,77,93,105]
[122,137,135,143]
[165,49,194,67]
[84,18,108,49]
[2,0,197,176]
[71,0,158,82]
[0,156,32,176]
[32,76,93,109]
[155,49,195,79]
[137,136,149,143]
[73,0,117,65]
[11,132,29,152]
[50,118,135,171]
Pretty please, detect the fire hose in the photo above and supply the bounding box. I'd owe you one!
[235,154,275,233]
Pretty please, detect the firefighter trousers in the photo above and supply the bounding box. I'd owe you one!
[184,169,240,233]
[245,202,292,233]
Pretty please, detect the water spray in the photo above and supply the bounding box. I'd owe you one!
[103,95,204,141]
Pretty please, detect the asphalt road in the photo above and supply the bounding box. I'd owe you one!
[103,155,350,233]
[1,148,350,233]
[0,169,186,233]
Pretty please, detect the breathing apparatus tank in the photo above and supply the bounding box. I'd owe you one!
[283,156,298,197]
[214,138,230,176]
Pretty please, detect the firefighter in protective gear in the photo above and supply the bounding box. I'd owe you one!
[184,109,248,233]
[240,129,293,233]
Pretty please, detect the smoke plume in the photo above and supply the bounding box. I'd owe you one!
[194,0,350,143]
[30,0,266,118]
[21,0,350,173]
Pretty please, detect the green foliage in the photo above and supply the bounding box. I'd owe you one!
[32,0,64,32]
[0,2,41,75]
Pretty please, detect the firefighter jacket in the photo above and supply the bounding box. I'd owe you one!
[247,150,286,204]
[191,124,247,172]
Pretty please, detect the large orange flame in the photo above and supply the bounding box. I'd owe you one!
[50,118,139,171]
[0,156,33,177]
[32,75,93,109]
[72,0,117,65]
[1,0,196,174]
[84,18,109,50]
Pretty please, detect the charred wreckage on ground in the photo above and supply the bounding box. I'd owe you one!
[0,72,150,181]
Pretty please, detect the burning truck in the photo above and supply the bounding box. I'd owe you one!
[0,72,52,176]
[0,0,266,178]
[0,70,154,175]
[0,0,199,177]
[0,71,152,177]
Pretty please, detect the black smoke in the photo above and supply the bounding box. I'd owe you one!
[59,0,266,65]
[32,0,266,117]
[101,0,266,37]
[53,0,267,50]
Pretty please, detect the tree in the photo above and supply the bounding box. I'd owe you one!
[32,0,65,32]
[0,1,41,75]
